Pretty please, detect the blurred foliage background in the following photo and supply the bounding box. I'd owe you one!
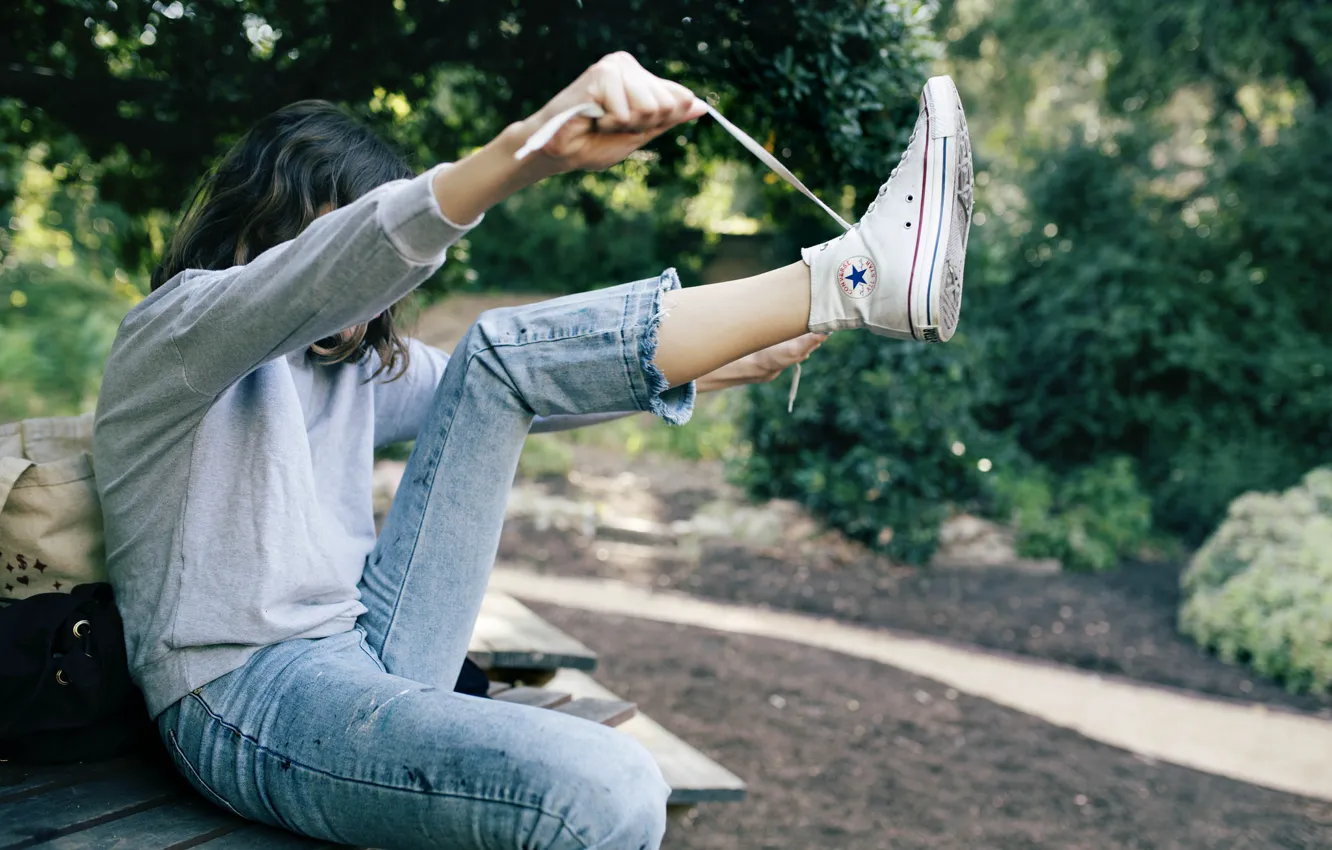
[0,0,934,417]
[3,1,1330,686]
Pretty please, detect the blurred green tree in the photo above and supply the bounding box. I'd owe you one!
[0,0,938,417]
[2,0,935,259]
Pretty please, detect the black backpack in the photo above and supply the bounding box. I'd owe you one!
[0,583,153,763]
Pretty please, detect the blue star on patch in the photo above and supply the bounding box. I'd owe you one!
[846,265,868,289]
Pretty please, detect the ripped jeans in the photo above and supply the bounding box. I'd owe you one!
[157,272,691,850]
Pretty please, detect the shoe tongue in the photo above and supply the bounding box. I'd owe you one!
[517,101,852,231]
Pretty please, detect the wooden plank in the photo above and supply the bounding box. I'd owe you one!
[0,758,137,804]
[28,798,237,849]
[553,698,638,728]
[468,592,597,672]
[0,768,181,847]
[547,670,748,805]
[193,823,350,849]
[491,687,572,709]
[485,680,513,696]
[0,761,82,803]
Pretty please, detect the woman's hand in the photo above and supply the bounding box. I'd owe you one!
[520,52,707,175]
[696,333,827,393]
[430,53,702,231]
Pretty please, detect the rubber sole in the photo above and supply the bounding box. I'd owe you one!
[912,76,973,343]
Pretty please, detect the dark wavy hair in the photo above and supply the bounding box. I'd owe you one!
[152,100,415,378]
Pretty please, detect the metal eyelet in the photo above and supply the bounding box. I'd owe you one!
[904,222,913,229]
[72,620,90,638]
[55,669,69,686]
[907,194,914,202]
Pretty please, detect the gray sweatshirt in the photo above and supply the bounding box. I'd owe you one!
[94,166,529,717]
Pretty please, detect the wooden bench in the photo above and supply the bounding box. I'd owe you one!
[476,596,746,807]
[547,669,747,806]
[468,591,598,681]
[2,751,341,849]
[0,591,744,848]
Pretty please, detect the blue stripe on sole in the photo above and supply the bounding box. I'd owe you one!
[925,137,948,327]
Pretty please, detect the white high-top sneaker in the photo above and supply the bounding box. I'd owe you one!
[512,76,973,341]
[804,76,973,342]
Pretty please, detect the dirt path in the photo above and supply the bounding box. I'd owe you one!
[535,605,1332,850]
[496,447,1332,716]
[492,567,1332,804]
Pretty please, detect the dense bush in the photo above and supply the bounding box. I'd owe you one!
[739,330,1014,565]
[990,456,1153,573]
[740,326,1156,568]
[975,129,1332,544]
[1180,468,1332,694]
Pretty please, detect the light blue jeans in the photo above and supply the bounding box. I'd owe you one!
[158,273,692,849]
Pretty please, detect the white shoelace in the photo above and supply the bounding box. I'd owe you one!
[517,100,849,412]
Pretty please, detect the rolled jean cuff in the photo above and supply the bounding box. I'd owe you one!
[629,268,695,426]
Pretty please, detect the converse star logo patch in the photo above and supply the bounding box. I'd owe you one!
[837,256,877,299]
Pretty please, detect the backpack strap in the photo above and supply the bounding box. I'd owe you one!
[0,456,34,513]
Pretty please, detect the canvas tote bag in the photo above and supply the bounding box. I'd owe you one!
[0,413,106,600]
[0,414,154,762]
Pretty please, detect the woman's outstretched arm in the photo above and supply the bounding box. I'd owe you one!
[431,52,705,225]
[157,53,703,398]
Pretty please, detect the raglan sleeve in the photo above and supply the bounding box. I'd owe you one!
[166,165,479,397]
